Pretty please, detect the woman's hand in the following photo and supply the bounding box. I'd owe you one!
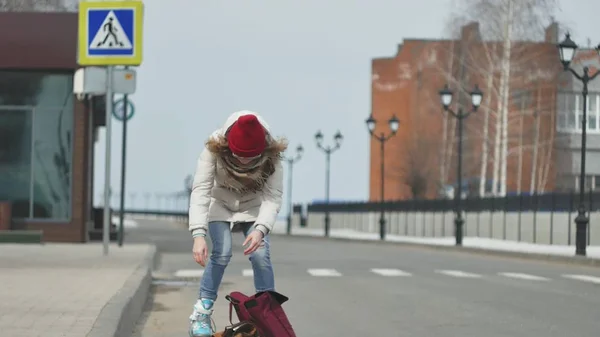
[193,236,209,266]
[243,230,264,255]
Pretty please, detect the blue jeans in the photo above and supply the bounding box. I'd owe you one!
[199,221,275,301]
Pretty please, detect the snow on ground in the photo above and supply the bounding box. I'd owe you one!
[111,216,138,228]
[287,227,600,259]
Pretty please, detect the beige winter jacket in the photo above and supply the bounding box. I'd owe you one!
[188,111,284,238]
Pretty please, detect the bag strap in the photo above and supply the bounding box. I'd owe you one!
[225,295,236,325]
[223,321,257,337]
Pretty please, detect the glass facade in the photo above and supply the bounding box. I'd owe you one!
[0,71,74,220]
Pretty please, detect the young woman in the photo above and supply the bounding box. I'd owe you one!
[187,111,287,337]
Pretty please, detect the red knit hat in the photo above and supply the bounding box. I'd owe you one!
[227,114,267,157]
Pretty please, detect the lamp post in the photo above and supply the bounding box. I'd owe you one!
[365,114,400,240]
[315,130,343,237]
[438,84,483,246]
[284,144,304,235]
[556,33,600,256]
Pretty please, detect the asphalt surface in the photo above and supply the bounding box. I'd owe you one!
[127,219,600,337]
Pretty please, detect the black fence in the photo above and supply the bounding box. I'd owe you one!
[293,191,600,246]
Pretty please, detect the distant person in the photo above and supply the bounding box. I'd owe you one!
[187,111,287,337]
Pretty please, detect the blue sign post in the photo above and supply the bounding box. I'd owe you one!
[78,1,144,255]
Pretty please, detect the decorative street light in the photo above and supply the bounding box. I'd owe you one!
[284,144,304,235]
[315,130,343,237]
[557,33,600,256]
[365,113,400,240]
[438,83,483,246]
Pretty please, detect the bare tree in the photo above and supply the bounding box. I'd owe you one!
[437,0,564,196]
[396,135,438,199]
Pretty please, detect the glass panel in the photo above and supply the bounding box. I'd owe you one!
[595,175,600,188]
[0,71,73,220]
[0,107,33,218]
[585,175,593,191]
[589,113,597,131]
[590,94,598,115]
[578,112,584,130]
[32,75,74,220]
[567,111,576,129]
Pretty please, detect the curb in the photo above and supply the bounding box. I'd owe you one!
[275,233,600,268]
[87,245,158,337]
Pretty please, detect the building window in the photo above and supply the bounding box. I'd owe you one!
[557,92,600,133]
[0,71,73,220]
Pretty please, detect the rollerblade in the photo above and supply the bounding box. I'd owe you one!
[189,298,215,337]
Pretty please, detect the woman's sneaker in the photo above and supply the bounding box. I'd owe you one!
[188,298,215,337]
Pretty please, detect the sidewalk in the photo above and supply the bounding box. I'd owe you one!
[283,226,600,261]
[0,242,157,337]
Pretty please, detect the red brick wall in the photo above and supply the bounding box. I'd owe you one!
[370,23,562,201]
[0,202,11,231]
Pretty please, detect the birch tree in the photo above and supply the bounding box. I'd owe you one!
[440,0,562,196]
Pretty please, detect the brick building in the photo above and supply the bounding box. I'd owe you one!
[369,21,597,201]
[0,11,106,242]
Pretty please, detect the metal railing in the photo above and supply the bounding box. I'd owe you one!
[290,191,600,246]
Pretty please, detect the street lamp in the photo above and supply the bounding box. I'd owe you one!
[438,83,483,246]
[284,144,304,235]
[365,113,400,240]
[315,130,343,237]
[557,33,600,256]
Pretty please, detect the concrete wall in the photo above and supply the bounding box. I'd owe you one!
[294,211,600,246]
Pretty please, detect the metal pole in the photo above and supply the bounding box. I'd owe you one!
[324,149,331,237]
[286,159,293,235]
[379,134,386,240]
[103,66,114,255]
[575,68,590,256]
[455,112,464,246]
[29,107,36,219]
[118,90,129,247]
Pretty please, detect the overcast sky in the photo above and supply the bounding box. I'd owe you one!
[93,0,600,213]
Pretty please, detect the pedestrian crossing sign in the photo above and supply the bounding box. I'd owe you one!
[78,1,144,66]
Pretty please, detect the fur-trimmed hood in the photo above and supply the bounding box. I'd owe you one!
[188,110,286,237]
[205,110,288,194]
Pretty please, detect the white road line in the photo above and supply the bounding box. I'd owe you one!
[174,269,204,277]
[307,269,342,277]
[242,269,254,277]
[436,270,482,278]
[562,274,600,284]
[498,272,550,281]
[371,268,412,277]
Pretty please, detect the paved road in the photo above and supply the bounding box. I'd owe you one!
[127,219,600,337]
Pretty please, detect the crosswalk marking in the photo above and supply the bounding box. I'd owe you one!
[436,270,482,278]
[172,268,600,285]
[371,268,412,277]
[174,269,204,277]
[562,274,600,284]
[498,272,550,281]
[307,269,342,277]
